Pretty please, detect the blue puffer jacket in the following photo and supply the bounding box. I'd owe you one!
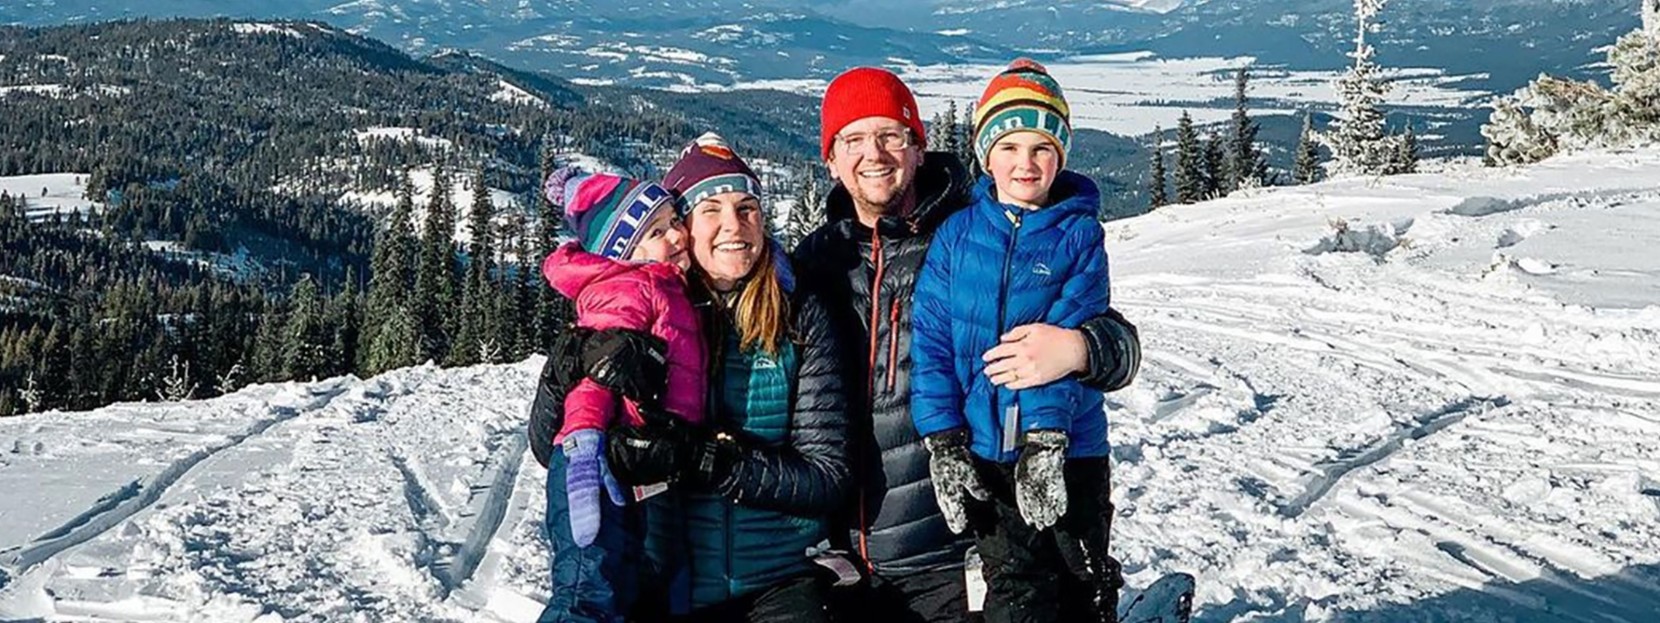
[910,171,1111,463]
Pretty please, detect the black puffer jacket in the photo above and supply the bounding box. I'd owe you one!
[792,152,1143,577]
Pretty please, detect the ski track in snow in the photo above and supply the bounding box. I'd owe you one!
[1106,152,1660,621]
[5,150,1660,621]
[0,363,550,621]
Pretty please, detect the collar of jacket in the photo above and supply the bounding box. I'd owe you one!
[824,151,971,240]
[970,170,1101,232]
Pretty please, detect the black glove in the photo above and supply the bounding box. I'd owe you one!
[546,324,594,392]
[607,414,740,490]
[582,328,668,406]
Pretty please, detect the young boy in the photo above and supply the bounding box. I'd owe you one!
[909,59,1123,623]
[538,168,707,622]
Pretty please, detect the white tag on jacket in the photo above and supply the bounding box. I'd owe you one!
[966,547,987,612]
[632,482,669,501]
[1001,404,1020,454]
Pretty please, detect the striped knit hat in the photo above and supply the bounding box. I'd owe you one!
[663,132,762,213]
[972,58,1073,169]
[544,167,676,261]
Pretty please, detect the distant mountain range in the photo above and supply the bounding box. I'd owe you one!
[2,0,1640,94]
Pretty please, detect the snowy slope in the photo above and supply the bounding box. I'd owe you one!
[3,149,1660,621]
[0,173,103,222]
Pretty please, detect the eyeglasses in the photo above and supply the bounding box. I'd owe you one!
[834,129,913,155]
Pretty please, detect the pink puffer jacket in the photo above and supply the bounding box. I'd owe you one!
[543,242,705,443]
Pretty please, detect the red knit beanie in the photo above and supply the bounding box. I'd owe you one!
[819,67,926,159]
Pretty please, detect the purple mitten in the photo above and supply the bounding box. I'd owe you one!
[563,429,611,547]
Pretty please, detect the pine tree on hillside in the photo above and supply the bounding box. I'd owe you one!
[1202,133,1227,199]
[250,297,289,383]
[927,110,949,150]
[942,100,963,159]
[957,103,980,176]
[784,164,826,251]
[1326,0,1397,177]
[362,172,419,375]
[414,163,458,364]
[1148,126,1169,209]
[282,274,329,382]
[1294,113,1323,185]
[1174,112,1203,204]
[500,209,537,361]
[329,268,361,379]
[1394,123,1420,174]
[1229,66,1267,190]
[535,139,573,351]
[453,167,498,366]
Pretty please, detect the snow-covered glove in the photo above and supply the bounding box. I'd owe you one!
[563,429,627,547]
[1015,429,1069,530]
[924,429,992,534]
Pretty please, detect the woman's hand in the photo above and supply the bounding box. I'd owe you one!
[606,413,739,489]
[981,324,1089,390]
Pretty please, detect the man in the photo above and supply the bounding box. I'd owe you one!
[791,67,1142,622]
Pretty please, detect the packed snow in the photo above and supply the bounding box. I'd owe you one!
[3,148,1659,621]
[0,173,103,222]
[488,80,546,109]
[229,23,307,39]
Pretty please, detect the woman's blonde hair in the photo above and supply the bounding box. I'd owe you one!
[714,240,790,356]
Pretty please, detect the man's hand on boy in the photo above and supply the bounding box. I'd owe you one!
[983,324,1088,390]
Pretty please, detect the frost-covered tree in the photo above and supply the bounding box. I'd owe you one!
[1325,0,1399,177]
[1483,1,1660,165]
[157,354,195,402]
[1294,113,1323,185]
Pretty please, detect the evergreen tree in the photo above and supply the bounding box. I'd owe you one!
[453,167,498,366]
[501,209,537,360]
[362,172,418,375]
[942,100,963,159]
[1202,133,1227,200]
[1394,123,1420,174]
[330,268,361,378]
[1148,126,1169,209]
[784,164,825,250]
[957,102,980,176]
[282,274,329,381]
[1229,66,1267,189]
[1326,0,1397,177]
[926,110,949,150]
[1174,112,1203,204]
[1294,113,1323,185]
[535,139,574,351]
[414,164,458,364]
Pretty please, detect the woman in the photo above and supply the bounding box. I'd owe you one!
[601,133,850,622]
